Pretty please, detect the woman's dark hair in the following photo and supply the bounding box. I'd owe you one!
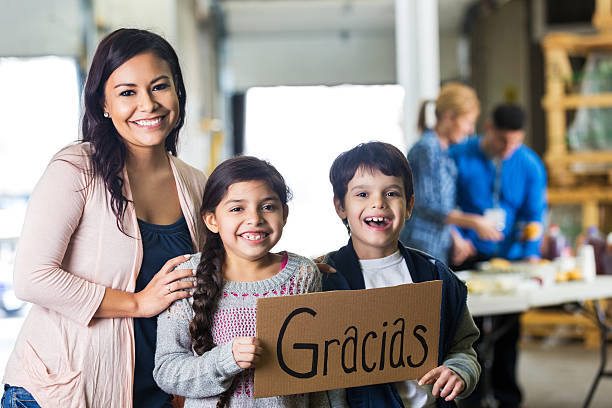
[329,141,413,231]
[81,28,187,233]
[189,156,291,408]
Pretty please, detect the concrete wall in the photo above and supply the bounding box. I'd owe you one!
[0,0,465,169]
[471,0,533,145]
[93,0,178,43]
[221,0,396,90]
[0,0,82,57]
[439,32,461,82]
[0,0,213,171]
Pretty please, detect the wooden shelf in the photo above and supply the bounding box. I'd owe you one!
[548,186,612,230]
[532,0,612,349]
[549,186,612,204]
[542,2,612,187]
[521,309,602,349]
[546,151,612,164]
[543,32,612,54]
[543,93,612,109]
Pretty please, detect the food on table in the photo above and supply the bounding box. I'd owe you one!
[465,275,520,295]
[489,258,511,270]
[466,279,487,295]
[555,271,569,282]
[555,268,583,282]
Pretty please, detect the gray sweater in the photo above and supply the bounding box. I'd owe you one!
[153,252,333,408]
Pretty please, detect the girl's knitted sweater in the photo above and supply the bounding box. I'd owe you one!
[154,252,330,408]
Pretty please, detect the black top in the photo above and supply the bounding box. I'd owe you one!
[133,216,193,408]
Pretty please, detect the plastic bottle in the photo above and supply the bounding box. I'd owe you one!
[603,232,612,275]
[542,224,568,260]
[585,226,606,275]
[577,244,597,282]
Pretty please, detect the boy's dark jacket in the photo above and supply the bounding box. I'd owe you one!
[323,239,467,408]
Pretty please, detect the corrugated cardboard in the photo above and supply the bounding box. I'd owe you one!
[254,280,442,398]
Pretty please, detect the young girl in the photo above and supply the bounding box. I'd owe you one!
[153,156,331,407]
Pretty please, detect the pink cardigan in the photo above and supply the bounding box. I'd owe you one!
[3,143,206,407]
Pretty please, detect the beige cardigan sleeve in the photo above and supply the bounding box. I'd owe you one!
[13,154,106,327]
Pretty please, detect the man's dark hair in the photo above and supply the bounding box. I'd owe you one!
[492,103,526,131]
[329,141,414,206]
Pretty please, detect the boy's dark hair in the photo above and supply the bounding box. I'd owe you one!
[329,141,414,206]
[492,103,525,131]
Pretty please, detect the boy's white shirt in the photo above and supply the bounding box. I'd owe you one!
[358,250,437,408]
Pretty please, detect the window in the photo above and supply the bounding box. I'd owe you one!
[244,84,405,257]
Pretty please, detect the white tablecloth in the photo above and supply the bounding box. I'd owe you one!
[466,275,612,317]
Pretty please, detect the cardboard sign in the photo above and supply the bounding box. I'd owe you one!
[254,280,442,398]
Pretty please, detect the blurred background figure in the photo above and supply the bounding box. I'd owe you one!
[451,103,547,408]
[400,82,502,266]
[451,104,547,269]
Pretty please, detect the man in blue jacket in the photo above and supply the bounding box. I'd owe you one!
[450,104,547,408]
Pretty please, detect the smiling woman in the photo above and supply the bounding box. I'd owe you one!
[103,53,180,152]
[1,29,206,408]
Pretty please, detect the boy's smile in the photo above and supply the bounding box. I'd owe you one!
[334,167,413,260]
[364,216,392,230]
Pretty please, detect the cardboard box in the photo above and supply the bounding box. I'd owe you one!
[254,280,442,398]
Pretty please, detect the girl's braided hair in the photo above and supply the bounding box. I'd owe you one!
[189,156,291,407]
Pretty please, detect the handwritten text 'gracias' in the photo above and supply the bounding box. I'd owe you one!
[276,307,430,379]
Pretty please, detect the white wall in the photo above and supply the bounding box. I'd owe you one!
[221,0,396,90]
[175,0,213,171]
[395,0,440,148]
[439,32,461,82]
[0,0,468,171]
[0,0,82,57]
[93,0,178,43]
[471,0,532,140]
[0,0,214,173]
[225,33,396,89]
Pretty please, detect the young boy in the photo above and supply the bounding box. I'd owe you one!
[323,141,480,408]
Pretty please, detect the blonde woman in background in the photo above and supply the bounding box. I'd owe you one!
[400,82,502,266]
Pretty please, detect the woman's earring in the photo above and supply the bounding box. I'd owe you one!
[103,112,110,118]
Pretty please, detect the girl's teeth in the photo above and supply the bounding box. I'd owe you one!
[243,233,264,240]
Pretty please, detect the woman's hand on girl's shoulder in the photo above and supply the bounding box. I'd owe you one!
[135,254,197,318]
[232,337,263,369]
